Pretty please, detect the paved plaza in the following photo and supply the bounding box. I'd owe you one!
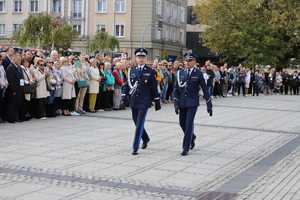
[0,95,299,200]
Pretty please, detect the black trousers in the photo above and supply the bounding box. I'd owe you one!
[103,91,113,109]
[237,82,246,96]
[0,89,5,121]
[63,98,75,111]
[36,98,46,119]
[21,99,33,120]
[6,92,24,123]
[252,85,259,96]
[179,107,198,152]
[54,97,62,111]
[166,83,174,101]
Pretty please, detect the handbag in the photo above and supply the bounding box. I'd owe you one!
[24,82,37,94]
[23,69,37,94]
[77,79,88,88]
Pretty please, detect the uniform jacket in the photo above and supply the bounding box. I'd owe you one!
[173,67,210,108]
[123,65,160,109]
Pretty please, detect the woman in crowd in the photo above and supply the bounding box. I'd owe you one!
[46,59,58,117]
[53,61,63,115]
[61,57,77,116]
[32,57,49,119]
[75,55,90,114]
[237,66,246,96]
[88,58,100,113]
[21,58,35,120]
[245,68,251,96]
[94,62,105,111]
[0,54,8,122]
[102,62,115,111]
[274,71,283,94]
[112,62,125,110]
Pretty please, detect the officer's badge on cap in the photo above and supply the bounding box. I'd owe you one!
[135,48,148,57]
[184,52,196,61]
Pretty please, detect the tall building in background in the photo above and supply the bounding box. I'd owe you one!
[186,0,217,62]
[0,0,187,59]
[88,0,187,59]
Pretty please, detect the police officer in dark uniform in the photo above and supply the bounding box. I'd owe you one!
[173,53,213,156]
[122,48,161,155]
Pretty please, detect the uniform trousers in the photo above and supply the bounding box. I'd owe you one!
[131,108,149,152]
[179,107,198,152]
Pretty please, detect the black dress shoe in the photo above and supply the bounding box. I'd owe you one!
[191,136,196,150]
[132,151,139,155]
[142,140,150,149]
[181,151,188,156]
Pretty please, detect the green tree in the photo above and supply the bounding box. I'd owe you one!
[194,0,300,67]
[88,32,119,54]
[14,14,77,50]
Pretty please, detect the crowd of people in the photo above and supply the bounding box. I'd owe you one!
[0,46,299,123]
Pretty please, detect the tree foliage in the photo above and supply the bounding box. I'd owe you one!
[195,0,300,67]
[87,31,119,54]
[14,14,78,50]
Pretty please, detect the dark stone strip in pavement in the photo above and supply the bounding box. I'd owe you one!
[215,135,300,195]
[0,166,198,198]
[211,104,300,113]
[85,115,300,135]
[196,191,237,200]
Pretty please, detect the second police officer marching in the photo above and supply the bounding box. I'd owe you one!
[173,52,213,156]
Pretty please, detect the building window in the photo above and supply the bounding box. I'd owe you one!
[73,24,81,35]
[155,28,161,40]
[180,7,185,23]
[13,24,22,34]
[14,0,22,12]
[115,0,125,13]
[115,24,124,37]
[180,29,185,44]
[52,0,61,14]
[96,24,106,33]
[29,0,38,13]
[97,0,107,13]
[0,24,5,36]
[0,0,5,12]
[72,0,82,18]
[156,0,162,16]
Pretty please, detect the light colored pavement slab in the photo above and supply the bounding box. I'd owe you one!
[0,95,299,200]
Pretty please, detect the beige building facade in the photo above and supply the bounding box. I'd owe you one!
[0,0,188,59]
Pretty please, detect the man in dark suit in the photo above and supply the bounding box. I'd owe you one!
[122,48,161,155]
[173,53,213,156]
[5,53,25,123]
[2,47,15,71]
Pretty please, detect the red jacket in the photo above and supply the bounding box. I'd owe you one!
[112,70,124,86]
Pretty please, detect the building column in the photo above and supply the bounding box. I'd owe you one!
[61,0,65,18]
[84,0,89,37]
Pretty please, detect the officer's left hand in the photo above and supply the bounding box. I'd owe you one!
[154,100,161,111]
[206,100,213,117]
